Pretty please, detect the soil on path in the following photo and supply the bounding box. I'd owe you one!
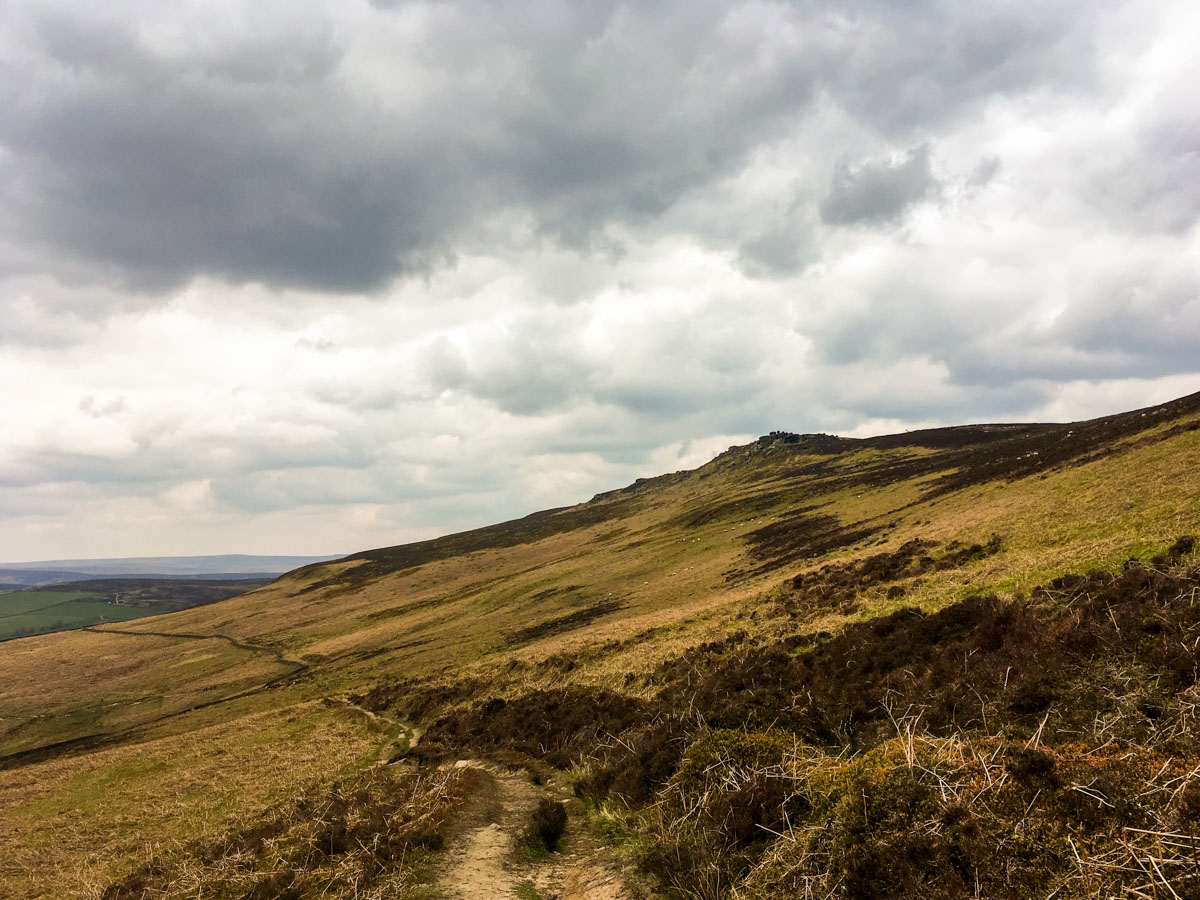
[436,759,636,900]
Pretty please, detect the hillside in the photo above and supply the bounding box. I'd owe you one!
[2,392,1200,899]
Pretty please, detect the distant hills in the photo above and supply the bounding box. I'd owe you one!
[0,553,342,587]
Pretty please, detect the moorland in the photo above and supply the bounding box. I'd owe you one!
[2,392,1200,899]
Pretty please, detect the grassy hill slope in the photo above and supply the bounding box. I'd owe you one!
[2,392,1199,898]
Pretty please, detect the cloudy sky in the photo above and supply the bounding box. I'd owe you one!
[1,0,1198,562]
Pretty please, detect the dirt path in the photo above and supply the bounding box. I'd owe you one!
[81,624,309,681]
[436,760,635,900]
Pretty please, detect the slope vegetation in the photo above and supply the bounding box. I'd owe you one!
[2,393,1200,898]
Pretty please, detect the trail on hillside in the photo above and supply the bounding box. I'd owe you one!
[437,760,634,900]
[0,626,310,770]
[81,624,309,679]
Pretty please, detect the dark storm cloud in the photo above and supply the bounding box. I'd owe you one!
[4,0,1198,561]
[0,0,1106,293]
[968,155,1002,189]
[0,7,462,291]
[818,3,1101,137]
[820,145,939,227]
[1090,123,1200,236]
[1059,282,1200,365]
[736,191,818,277]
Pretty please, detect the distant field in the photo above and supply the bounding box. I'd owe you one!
[0,591,90,618]
[0,591,152,640]
[0,577,271,642]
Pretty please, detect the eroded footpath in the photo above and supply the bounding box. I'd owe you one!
[436,759,635,900]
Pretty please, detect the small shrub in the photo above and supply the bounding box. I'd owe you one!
[1170,777,1200,831]
[1168,535,1197,561]
[1005,747,1059,787]
[522,799,567,854]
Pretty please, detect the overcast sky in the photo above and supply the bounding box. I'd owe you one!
[1,0,1198,562]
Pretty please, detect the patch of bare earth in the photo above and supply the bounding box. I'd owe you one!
[436,760,635,900]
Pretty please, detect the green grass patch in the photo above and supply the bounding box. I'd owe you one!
[519,841,552,861]
[0,590,93,618]
[0,594,153,641]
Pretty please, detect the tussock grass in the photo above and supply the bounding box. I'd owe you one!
[567,554,1200,898]
[0,704,389,899]
[101,764,475,900]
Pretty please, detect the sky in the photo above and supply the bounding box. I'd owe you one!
[1,0,1198,562]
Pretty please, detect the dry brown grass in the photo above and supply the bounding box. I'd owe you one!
[98,764,476,900]
[0,629,285,757]
[0,702,387,900]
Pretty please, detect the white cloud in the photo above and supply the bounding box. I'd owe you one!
[0,0,1198,560]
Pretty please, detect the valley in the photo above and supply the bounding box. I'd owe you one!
[0,578,275,642]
